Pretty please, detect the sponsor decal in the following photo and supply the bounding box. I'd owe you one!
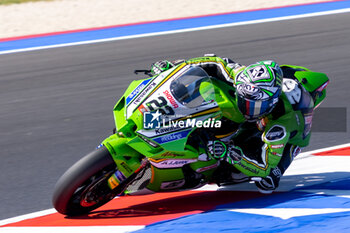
[155,125,183,134]
[270,144,284,149]
[163,90,179,108]
[120,162,133,173]
[150,158,197,168]
[237,161,259,174]
[159,132,186,143]
[272,152,283,157]
[160,179,185,190]
[133,81,157,104]
[153,130,191,144]
[126,79,152,105]
[126,72,168,117]
[196,162,219,173]
[265,125,286,142]
[107,175,120,189]
[137,124,185,139]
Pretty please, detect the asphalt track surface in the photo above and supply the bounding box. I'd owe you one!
[0,12,349,220]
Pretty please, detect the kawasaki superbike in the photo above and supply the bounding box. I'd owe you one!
[52,63,328,216]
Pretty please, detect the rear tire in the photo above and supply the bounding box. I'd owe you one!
[52,147,116,215]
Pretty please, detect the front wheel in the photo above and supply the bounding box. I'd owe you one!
[52,147,117,215]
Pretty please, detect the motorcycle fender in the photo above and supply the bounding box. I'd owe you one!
[102,134,143,178]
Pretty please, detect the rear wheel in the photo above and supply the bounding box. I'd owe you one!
[52,147,118,215]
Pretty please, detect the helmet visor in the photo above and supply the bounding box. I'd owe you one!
[237,95,276,121]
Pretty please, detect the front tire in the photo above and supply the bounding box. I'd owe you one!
[52,147,116,215]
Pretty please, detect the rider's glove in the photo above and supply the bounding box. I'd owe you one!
[255,167,282,194]
[150,60,174,76]
[207,140,243,163]
[226,145,244,164]
[207,140,227,159]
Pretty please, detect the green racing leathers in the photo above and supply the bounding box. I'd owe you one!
[228,63,328,192]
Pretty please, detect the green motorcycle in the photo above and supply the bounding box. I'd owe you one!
[52,63,328,216]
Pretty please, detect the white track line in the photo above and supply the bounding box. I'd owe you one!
[1,8,350,55]
[219,208,350,220]
[300,143,350,155]
[0,209,56,227]
[295,143,350,160]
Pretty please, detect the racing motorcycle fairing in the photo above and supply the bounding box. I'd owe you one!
[102,65,244,192]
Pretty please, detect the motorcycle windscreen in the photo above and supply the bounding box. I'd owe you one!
[170,66,216,108]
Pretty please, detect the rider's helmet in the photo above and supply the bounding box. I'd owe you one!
[234,60,283,121]
[150,60,174,76]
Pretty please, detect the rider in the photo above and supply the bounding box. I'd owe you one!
[150,55,328,194]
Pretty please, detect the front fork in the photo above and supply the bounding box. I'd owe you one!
[102,134,145,192]
[107,158,150,195]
